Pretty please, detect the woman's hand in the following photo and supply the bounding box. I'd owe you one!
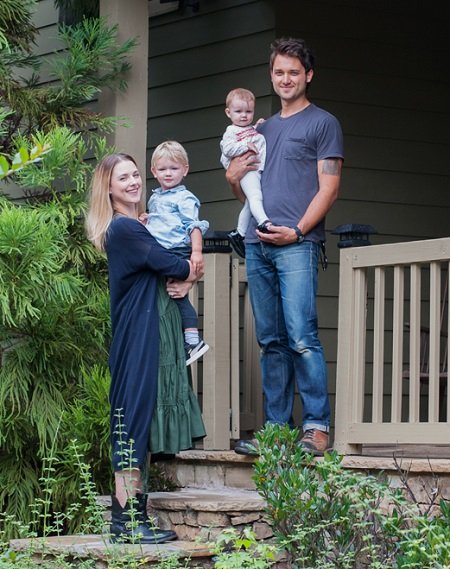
[166,260,201,299]
[166,278,193,299]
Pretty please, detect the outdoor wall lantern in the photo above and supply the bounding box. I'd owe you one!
[331,224,377,248]
[203,230,232,254]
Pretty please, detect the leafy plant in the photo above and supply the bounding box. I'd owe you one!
[0,1,136,158]
[0,0,136,538]
[212,527,277,569]
[0,139,51,180]
[0,186,110,533]
[0,0,37,53]
[252,424,450,569]
[0,435,185,569]
[394,498,450,568]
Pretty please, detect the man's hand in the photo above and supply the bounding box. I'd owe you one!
[225,150,260,187]
[256,225,299,246]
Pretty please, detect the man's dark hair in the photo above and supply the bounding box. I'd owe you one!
[270,37,315,73]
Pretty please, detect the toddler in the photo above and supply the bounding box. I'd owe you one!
[146,140,209,365]
[220,88,272,258]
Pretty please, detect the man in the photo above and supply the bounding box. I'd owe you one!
[226,37,344,456]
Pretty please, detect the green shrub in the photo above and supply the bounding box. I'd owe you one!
[0,0,136,537]
[252,424,450,569]
[395,498,450,568]
[212,527,277,569]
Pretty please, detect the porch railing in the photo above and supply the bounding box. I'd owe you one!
[334,237,450,454]
[188,253,263,450]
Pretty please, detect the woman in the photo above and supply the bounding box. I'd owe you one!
[86,153,205,543]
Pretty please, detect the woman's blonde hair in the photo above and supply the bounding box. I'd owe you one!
[151,141,189,169]
[85,153,138,252]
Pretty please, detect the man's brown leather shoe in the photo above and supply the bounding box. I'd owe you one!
[298,429,329,456]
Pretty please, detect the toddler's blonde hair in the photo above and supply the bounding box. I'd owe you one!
[151,140,189,169]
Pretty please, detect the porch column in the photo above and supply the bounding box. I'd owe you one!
[99,0,149,206]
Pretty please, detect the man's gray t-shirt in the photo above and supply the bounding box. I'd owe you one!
[246,103,344,244]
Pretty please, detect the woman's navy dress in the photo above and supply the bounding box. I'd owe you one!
[105,216,197,471]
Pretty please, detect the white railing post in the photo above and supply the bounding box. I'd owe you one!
[202,253,231,449]
[391,266,404,423]
[334,248,365,454]
[229,258,241,439]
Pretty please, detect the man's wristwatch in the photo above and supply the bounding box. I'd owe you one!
[292,226,305,243]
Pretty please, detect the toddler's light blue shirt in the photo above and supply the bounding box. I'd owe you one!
[145,184,209,249]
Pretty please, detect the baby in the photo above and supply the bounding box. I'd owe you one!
[220,88,272,258]
[145,140,209,366]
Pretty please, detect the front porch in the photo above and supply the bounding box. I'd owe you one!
[191,236,449,458]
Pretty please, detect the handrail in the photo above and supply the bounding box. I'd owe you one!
[334,237,450,454]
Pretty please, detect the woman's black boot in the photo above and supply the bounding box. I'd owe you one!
[110,494,177,544]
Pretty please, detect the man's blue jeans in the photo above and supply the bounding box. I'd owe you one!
[246,241,330,432]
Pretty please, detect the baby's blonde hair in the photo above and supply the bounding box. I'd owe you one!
[225,88,256,108]
[151,140,189,169]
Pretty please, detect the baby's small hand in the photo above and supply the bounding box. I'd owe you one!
[138,212,149,224]
[190,251,204,276]
[255,117,266,126]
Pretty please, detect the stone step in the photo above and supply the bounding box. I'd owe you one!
[159,449,256,490]
[148,487,270,542]
[10,535,215,568]
[9,487,271,568]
